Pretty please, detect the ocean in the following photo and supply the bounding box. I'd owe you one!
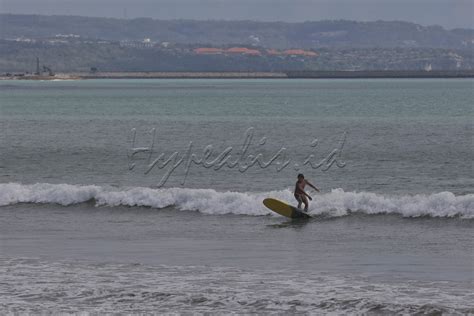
[1,78,473,314]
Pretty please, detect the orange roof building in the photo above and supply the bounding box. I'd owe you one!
[226,47,261,55]
[194,48,224,54]
[283,49,318,57]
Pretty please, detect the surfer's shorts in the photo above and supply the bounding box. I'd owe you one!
[294,194,304,203]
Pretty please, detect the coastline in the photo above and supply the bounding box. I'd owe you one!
[1,70,473,80]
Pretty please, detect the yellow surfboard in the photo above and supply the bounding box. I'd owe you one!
[263,198,312,219]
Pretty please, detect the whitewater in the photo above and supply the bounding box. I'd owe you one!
[1,182,473,218]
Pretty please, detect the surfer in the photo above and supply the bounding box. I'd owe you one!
[294,173,319,211]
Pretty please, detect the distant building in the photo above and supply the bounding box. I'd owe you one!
[226,47,261,55]
[47,39,69,44]
[120,39,155,48]
[194,47,261,55]
[266,49,281,55]
[55,34,80,38]
[12,37,36,43]
[194,48,224,54]
[283,49,318,57]
[249,35,260,44]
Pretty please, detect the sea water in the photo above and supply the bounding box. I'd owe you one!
[0,79,473,314]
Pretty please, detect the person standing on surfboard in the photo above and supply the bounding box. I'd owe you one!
[294,173,319,211]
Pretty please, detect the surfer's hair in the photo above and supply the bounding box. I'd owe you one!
[297,173,304,178]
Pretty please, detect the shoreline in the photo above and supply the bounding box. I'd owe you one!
[1,70,473,80]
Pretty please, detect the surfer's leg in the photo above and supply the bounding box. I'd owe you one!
[295,194,302,209]
[302,196,309,211]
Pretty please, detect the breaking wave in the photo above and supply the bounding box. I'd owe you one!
[0,182,473,219]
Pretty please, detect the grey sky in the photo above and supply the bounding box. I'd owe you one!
[0,0,472,29]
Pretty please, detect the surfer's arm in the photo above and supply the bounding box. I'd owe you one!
[305,180,320,192]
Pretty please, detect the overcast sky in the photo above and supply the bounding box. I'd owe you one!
[0,0,472,29]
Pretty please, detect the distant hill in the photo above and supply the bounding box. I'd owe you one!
[1,39,472,73]
[1,14,473,49]
[1,14,473,73]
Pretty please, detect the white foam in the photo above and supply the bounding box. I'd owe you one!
[3,258,471,314]
[0,183,473,219]
[0,182,101,206]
